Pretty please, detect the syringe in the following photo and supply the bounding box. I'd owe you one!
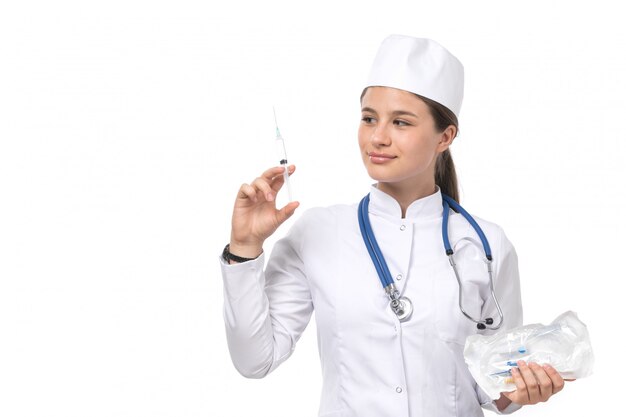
[273,107,293,202]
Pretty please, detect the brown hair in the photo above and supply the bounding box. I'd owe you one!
[360,88,461,203]
[415,94,460,203]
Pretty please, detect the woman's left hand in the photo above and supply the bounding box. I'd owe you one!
[502,360,570,406]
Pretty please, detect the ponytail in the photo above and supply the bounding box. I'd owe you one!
[435,149,459,203]
[416,94,461,203]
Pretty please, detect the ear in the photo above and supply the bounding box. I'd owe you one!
[437,125,457,153]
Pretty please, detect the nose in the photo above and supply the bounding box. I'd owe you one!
[370,122,391,147]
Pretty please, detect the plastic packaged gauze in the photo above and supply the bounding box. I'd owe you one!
[463,311,594,399]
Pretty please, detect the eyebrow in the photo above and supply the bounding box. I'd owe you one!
[361,107,419,118]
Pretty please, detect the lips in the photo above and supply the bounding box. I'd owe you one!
[367,151,396,164]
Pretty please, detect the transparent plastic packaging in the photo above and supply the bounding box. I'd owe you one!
[463,311,594,399]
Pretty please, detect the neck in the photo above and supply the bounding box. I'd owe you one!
[376,180,437,218]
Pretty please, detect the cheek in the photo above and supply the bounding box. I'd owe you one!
[409,134,440,157]
[401,140,440,169]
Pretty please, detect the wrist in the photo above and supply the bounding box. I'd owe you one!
[229,239,263,256]
[495,394,512,411]
[225,242,263,263]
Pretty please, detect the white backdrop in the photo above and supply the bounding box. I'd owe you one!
[1,1,624,416]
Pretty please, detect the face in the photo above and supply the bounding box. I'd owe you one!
[358,86,454,191]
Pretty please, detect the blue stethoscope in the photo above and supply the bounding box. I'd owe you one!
[358,192,504,330]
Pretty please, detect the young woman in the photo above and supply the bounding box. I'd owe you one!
[220,35,567,417]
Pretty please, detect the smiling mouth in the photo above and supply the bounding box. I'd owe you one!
[368,152,396,159]
[367,152,396,164]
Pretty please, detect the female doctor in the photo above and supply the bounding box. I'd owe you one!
[220,35,568,417]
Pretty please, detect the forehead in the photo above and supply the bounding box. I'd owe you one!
[361,86,428,112]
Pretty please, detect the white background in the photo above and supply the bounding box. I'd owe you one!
[1,1,624,416]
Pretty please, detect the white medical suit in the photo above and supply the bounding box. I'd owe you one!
[220,185,523,416]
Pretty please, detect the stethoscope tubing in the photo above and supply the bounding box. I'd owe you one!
[441,194,492,261]
[358,192,504,330]
[358,194,394,288]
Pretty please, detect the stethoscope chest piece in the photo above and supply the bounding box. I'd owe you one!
[358,192,505,330]
[390,296,413,322]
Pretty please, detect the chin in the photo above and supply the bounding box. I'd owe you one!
[368,175,400,185]
[365,167,398,183]
[364,169,384,182]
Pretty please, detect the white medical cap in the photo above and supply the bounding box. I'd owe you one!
[364,35,464,118]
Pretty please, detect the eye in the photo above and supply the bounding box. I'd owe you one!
[393,119,411,127]
[361,116,376,124]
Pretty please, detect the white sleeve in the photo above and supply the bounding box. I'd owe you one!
[478,226,524,414]
[220,220,314,379]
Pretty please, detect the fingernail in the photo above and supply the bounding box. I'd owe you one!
[518,360,526,366]
[267,193,274,201]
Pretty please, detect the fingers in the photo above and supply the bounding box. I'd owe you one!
[237,180,273,203]
[237,183,259,202]
[275,201,300,224]
[268,165,296,193]
[516,361,540,404]
[543,364,566,394]
[260,165,296,182]
[238,165,296,202]
[529,363,554,402]
[505,361,567,406]
[505,366,529,404]
[251,176,276,202]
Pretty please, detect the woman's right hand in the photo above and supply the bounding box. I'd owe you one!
[229,165,300,259]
